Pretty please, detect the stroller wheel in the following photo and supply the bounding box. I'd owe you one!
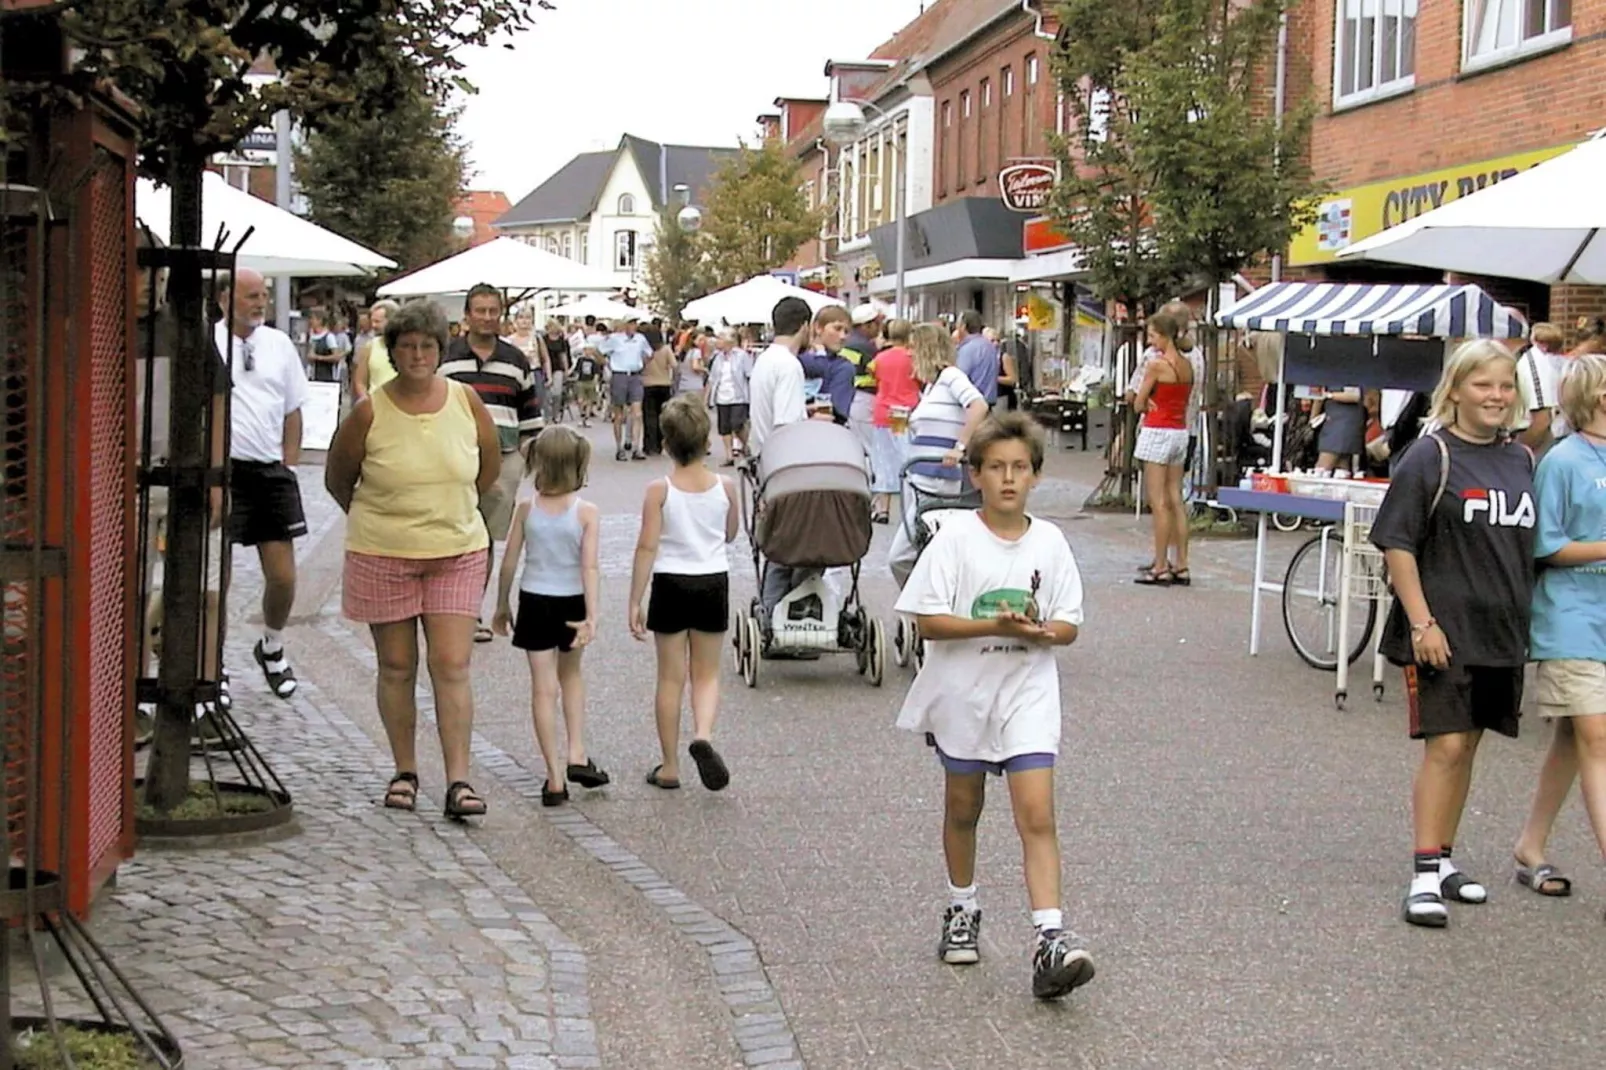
[743,618,761,688]
[732,613,748,675]
[867,619,885,687]
[892,617,910,667]
[913,624,926,673]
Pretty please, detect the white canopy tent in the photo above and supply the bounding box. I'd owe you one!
[135,171,395,277]
[376,237,620,299]
[682,274,842,326]
[543,295,661,322]
[1338,132,1606,284]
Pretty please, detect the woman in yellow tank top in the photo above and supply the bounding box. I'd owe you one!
[352,298,400,399]
[325,300,501,820]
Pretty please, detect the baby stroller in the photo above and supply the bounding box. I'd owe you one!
[733,419,885,688]
[891,454,983,673]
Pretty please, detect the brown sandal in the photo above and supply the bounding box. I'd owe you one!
[384,772,419,811]
[443,780,487,820]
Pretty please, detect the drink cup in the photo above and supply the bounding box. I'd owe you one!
[889,405,911,434]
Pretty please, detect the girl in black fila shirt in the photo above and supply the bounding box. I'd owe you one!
[1370,339,1537,928]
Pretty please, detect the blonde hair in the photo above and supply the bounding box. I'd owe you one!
[1147,308,1189,350]
[885,318,912,344]
[1429,339,1519,432]
[1560,351,1606,434]
[1160,300,1197,351]
[524,424,590,494]
[909,323,956,384]
[1531,322,1564,351]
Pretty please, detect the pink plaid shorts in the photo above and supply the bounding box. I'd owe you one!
[342,550,487,624]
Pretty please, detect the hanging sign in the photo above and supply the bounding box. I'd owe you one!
[999,162,1057,213]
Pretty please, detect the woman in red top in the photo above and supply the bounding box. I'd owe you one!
[1133,309,1195,586]
[869,319,920,523]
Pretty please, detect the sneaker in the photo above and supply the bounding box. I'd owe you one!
[938,906,981,965]
[1031,929,1095,1000]
[253,640,297,699]
[216,670,232,712]
[632,451,647,461]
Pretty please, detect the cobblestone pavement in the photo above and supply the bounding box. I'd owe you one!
[67,438,1606,1069]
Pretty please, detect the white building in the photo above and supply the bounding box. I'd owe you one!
[494,134,739,304]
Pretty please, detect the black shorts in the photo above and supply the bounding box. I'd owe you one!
[716,403,749,437]
[511,591,588,652]
[1404,663,1523,740]
[229,461,308,547]
[646,572,729,634]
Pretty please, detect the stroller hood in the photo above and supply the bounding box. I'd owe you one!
[755,421,872,567]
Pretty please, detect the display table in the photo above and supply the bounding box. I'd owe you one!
[1216,488,1346,525]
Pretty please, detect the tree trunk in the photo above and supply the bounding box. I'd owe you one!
[142,151,209,812]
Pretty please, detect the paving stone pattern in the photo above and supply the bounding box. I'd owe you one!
[315,610,805,1070]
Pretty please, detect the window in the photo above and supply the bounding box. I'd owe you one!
[1335,0,1417,107]
[977,83,988,183]
[1464,0,1571,69]
[546,235,560,254]
[957,91,969,187]
[617,193,636,215]
[579,231,589,264]
[615,230,636,270]
[1026,53,1038,84]
[561,232,574,259]
[939,100,952,196]
[961,89,972,119]
[981,78,992,108]
[1003,66,1014,96]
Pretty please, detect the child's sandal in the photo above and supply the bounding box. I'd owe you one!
[1134,567,1174,586]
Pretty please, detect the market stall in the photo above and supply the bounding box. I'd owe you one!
[1213,281,1529,705]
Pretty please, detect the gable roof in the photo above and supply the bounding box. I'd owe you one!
[496,135,740,229]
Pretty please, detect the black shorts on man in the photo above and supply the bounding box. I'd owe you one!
[229,461,308,546]
[716,404,749,437]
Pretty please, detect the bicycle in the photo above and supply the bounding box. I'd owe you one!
[1279,521,1381,674]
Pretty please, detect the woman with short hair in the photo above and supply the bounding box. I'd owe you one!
[351,299,400,401]
[705,329,752,466]
[325,300,503,821]
[870,318,920,523]
[1370,339,1536,927]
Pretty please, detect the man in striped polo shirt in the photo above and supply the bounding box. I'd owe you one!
[441,282,543,641]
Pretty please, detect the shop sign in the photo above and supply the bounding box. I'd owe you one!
[1023,216,1073,255]
[999,162,1057,213]
[1289,142,1575,266]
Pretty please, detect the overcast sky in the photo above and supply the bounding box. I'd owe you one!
[454,0,930,200]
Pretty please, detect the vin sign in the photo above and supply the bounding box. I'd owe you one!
[999,162,1056,213]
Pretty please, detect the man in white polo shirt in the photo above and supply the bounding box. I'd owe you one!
[215,267,308,700]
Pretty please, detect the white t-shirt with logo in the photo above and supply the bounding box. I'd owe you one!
[215,323,308,463]
[894,511,1085,763]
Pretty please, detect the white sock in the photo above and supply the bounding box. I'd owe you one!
[1409,871,1441,898]
[262,629,283,654]
[1031,908,1063,934]
[947,882,978,913]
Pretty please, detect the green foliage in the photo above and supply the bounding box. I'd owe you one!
[642,206,709,322]
[1048,0,1320,310]
[294,68,468,277]
[60,0,540,182]
[696,141,827,290]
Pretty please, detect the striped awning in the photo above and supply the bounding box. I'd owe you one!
[1215,282,1528,339]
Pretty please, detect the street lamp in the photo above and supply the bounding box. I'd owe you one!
[677,204,703,231]
[451,215,475,241]
[822,99,907,319]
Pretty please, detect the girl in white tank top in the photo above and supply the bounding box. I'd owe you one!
[628,395,738,792]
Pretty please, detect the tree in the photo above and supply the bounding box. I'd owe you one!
[697,140,827,289]
[1049,0,1320,497]
[58,0,541,813]
[295,68,469,277]
[641,206,708,322]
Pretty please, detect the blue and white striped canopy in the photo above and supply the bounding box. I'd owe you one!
[1215,282,1528,339]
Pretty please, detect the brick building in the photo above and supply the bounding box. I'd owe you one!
[1287,0,1606,341]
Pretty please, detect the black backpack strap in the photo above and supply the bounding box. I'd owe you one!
[1426,431,1451,516]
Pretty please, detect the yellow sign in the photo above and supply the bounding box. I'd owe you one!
[1025,292,1058,331]
[1289,143,1576,266]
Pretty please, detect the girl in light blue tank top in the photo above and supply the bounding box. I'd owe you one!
[493,427,609,805]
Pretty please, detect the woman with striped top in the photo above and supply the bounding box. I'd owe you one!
[888,323,990,588]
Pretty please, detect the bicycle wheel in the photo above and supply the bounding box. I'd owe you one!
[1280,533,1377,670]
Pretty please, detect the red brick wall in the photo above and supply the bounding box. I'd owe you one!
[928,12,1060,204]
[1300,0,1606,190]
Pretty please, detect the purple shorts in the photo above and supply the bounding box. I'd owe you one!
[928,735,1055,777]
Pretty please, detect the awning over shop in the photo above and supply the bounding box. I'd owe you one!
[866,196,1024,282]
[1010,247,1085,284]
[864,258,1016,296]
[1215,281,1527,339]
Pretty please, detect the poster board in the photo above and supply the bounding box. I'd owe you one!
[301,381,342,451]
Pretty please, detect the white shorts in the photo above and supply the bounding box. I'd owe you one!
[1134,427,1190,466]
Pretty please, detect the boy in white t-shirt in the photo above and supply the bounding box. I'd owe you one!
[1516,321,1570,449]
[893,412,1094,1001]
